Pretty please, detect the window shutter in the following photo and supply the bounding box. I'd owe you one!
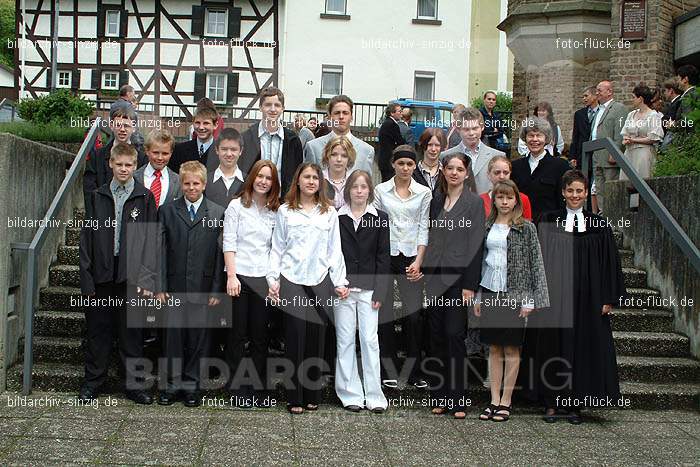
[228,7,242,39]
[46,68,53,88]
[227,73,239,105]
[191,6,204,36]
[91,69,100,89]
[194,70,206,102]
[97,7,105,38]
[120,9,128,37]
[72,69,81,91]
[119,70,129,86]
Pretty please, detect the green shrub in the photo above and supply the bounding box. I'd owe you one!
[0,122,87,143]
[654,132,700,176]
[0,0,14,68]
[471,92,512,113]
[18,89,94,126]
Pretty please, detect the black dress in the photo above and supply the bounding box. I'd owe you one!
[519,210,625,407]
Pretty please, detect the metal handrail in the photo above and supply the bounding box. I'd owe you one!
[582,137,700,274]
[10,118,101,395]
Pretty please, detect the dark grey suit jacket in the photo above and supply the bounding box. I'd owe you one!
[133,164,182,209]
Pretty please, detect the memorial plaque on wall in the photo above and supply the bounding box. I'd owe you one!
[620,0,646,40]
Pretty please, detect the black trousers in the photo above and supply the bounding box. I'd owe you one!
[225,275,271,395]
[378,254,425,382]
[426,281,468,412]
[280,275,333,406]
[83,281,145,391]
[162,303,210,394]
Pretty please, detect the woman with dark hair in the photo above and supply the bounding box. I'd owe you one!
[619,84,664,180]
[423,152,485,419]
[517,102,565,158]
[223,160,281,405]
[267,162,349,414]
[335,170,391,413]
[414,127,446,193]
[479,91,503,149]
[525,170,624,424]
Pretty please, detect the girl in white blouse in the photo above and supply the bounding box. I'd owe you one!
[223,160,280,406]
[267,162,349,414]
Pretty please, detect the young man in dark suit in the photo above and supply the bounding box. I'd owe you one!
[377,102,405,182]
[239,87,303,198]
[569,86,598,168]
[168,107,219,174]
[156,161,225,407]
[205,128,246,208]
[83,108,147,212]
[79,143,158,404]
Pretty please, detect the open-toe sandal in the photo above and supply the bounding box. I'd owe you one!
[492,405,511,422]
[479,404,497,421]
[287,405,304,415]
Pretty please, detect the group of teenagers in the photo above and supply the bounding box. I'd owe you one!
[78,86,625,425]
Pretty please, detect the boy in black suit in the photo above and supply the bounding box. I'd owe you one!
[168,108,219,174]
[205,128,246,208]
[156,161,225,407]
[79,143,157,404]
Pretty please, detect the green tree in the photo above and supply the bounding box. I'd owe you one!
[0,0,14,68]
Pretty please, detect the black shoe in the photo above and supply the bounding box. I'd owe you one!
[542,408,558,423]
[125,390,153,405]
[158,391,177,406]
[382,379,398,389]
[410,379,428,389]
[78,385,98,402]
[344,405,362,413]
[568,411,583,425]
[183,393,200,407]
[371,407,386,414]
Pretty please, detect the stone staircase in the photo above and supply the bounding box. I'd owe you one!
[8,215,700,409]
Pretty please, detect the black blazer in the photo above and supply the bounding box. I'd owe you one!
[83,140,147,212]
[662,97,682,132]
[204,170,246,209]
[157,197,225,304]
[422,185,485,293]
[239,123,303,197]
[168,139,219,174]
[338,209,391,303]
[570,106,592,165]
[79,181,158,295]
[377,118,405,174]
[511,152,570,223]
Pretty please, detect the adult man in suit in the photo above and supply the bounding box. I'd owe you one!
[399,108,415,146]
[156,161,225,407]
[676,64,699,130]
[239,87,302,198]
[440,106,503,194]
[377,102,405,182]
[84,108,147,213]
[304,95,375,176]
[133,130,182,210]
[591,80,628,213]
[168,107,219,174]
[206,128,246,208]
[569,86,599,168]
[660,78,683,149]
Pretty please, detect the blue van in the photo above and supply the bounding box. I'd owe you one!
[390,98,454,143]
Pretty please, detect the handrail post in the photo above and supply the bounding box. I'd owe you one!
[22,249,36,395]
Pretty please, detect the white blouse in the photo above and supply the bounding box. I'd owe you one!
[222,198,276,277]
[267,203,348,288]
[480,223,510,292]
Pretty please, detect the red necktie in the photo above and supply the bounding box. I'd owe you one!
[151,169,162,209]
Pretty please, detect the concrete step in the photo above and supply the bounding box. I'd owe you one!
[621,287,669,309]
[73,208,85,222]
[49,264,80,288]
[614,331,690,358]
[65,227,80,247]
[40,286,82,311]
[617,356,700,383]
[57,245,79,266]
[30,336,83,364]
[6,362,120,394]
[610,308,673,333]
[618,381,700,410]
[619,249,634,268]
[622,267,647,288]
[34,310,85,338]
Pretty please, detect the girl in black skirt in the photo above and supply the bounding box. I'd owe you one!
[474,180,549,422]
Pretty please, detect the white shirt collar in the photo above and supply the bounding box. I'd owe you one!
[389,176,422,195]
[457,140,481,156]
[145,163,167,177]
[338,203,378,218]
[529,150,547,162]
[185,196,204,213]
[213,166,244,183]
[564,207,586,232]
[258,120,285,139]
[332,130,353,139]
[197,137,214,152]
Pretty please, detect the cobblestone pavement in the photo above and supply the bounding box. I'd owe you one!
[0,392,698,466]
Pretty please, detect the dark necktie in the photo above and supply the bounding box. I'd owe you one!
[588,107,597,123]
[199,144,205,159]
[189,204,196,221]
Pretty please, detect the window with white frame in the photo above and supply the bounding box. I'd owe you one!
[105,10,120,37]
[205,8,227,36]
[414,71,435,100]
[325,0,346,14]
[321,65,343,98]
[207,73,227,103]
[102,71,118,90]
[417,0,438,19]
[57,71,72,88]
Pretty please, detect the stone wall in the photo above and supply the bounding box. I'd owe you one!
[606,175,700,358]
[0,134,82,390]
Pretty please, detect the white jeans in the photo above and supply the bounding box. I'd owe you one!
[334,289,387,410]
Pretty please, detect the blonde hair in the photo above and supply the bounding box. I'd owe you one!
[109,142,137,163]
[144,129,175,152]
[321,136,356,169]
[486,180,525,227]
[179,161,207,184]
